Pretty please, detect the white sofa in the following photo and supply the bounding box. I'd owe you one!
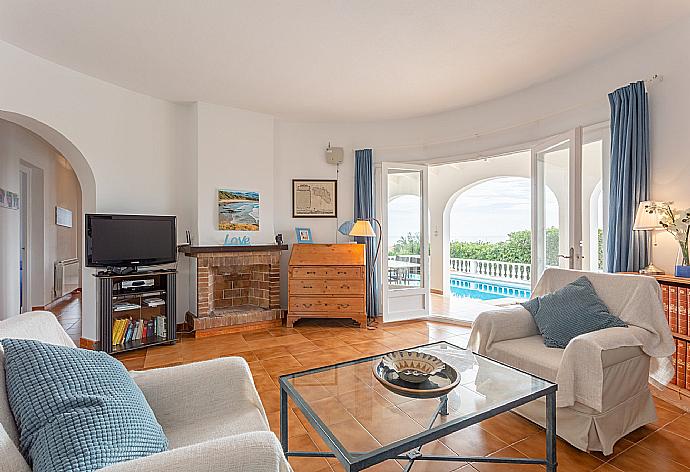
[469,269,673,456]
[0,311,291,472]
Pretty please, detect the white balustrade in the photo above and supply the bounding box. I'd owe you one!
[449,258,531,283]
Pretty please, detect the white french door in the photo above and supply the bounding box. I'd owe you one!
[531,124,609,282]
[377,162,430,321]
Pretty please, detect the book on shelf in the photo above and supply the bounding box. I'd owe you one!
[677,339,686,390]
[662,284,669,324]
[680,287,688,336]
[112,316,168,346]
[670,286,679,334]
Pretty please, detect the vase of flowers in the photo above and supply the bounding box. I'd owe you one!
[646,202,690,277]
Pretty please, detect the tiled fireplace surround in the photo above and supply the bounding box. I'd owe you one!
[187,249,282,332]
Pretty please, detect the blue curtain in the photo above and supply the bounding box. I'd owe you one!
[354,149,379,320]
[606,81,650,272]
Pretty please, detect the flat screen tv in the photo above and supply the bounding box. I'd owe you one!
[86,214,177,268]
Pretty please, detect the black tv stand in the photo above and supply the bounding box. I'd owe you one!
[95,269,177,354]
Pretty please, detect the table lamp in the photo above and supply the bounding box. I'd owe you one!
[633,201,665,275]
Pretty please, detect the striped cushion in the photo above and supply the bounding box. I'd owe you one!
[521,276,627,348]
[1,339,168,472]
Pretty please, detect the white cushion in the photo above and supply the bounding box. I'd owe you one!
[490,335,563,381]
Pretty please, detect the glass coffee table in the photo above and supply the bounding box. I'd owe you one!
[279,341,557,471]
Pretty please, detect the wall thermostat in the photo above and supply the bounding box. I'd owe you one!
[326,146,344,165]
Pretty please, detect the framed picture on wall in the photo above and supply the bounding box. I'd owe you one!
[56,206,73,227]
[292,179,337,218]
[295,227,313,244]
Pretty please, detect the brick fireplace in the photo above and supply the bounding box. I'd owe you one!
[181,245,287,336]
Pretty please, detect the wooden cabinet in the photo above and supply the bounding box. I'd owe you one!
[288,244,367,328]
[624,273,690,411]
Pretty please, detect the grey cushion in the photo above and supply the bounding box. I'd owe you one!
[1,338,168,472]
[521,276,627,348]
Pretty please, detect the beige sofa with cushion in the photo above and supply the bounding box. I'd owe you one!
[0,311,291,472]
[469,269,674,456]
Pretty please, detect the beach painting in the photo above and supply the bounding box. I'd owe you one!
[218,189,260,231]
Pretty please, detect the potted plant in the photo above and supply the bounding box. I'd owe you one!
[646,202,690,277]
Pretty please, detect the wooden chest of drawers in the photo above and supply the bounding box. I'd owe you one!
[288,243,366,328]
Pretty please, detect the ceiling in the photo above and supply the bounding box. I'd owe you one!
[1,1,689,122]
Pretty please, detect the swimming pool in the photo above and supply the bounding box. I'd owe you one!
[449,275,531,301]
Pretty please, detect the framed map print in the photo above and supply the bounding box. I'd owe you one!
[292,179,337,218]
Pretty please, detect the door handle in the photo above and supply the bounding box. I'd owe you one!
[557,254,571,259]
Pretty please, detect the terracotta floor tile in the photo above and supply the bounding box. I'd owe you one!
[241,330,273,342]
[350,340,394,355]
[663,413,690,440]
[635,428,690,464]
[311,337,349,349]
[478,412,542,445]
[592,464,624,472]
[260,354,304,374]
[655,397,686,414]
[286,434,332,472]
[396,440,466,472]
[439,423,509,457]
[253,345,292,360]
[610,442,690,471]
[623,423,658,443]
[284,341,322,355]
[266,408,308,439]
[511,431,604,471]
[650,403,684,428]
[469,446,545,472]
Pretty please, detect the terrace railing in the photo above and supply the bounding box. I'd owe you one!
[449,258,531,284]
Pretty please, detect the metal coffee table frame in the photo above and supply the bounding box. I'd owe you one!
[279,341,557,472]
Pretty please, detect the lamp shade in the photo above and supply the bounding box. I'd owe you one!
[349,219,376,237]
[633,201,664,230]
[338,220,355,236]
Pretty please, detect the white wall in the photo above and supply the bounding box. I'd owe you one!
[0,120,81,316]
[196,102,276,245]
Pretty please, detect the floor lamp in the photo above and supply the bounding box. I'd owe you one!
[349,219,382,328]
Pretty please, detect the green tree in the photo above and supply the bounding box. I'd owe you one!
[450,227,560,265]
[389,232,421,256]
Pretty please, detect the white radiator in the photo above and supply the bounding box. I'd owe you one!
[54,258,80,298]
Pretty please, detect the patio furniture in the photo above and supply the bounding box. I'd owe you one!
[279,341,557,472]
[0,311,291,472]
[468,268,675,456]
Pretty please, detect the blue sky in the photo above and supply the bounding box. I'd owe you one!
[388,177,559,245]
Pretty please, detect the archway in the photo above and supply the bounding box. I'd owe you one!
[442,176,563,296]
[0,110,96,343]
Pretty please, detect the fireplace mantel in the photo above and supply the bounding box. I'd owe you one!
[179,244,288,256]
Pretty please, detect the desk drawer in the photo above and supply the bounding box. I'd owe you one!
[289,297,364,313]
[289,279,365,295]
[291,266,363,279]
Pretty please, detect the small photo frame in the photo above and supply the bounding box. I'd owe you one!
[295,227,313,244]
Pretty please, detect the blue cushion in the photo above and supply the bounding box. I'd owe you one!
[1,339,168,472]
[521,276,627,348]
